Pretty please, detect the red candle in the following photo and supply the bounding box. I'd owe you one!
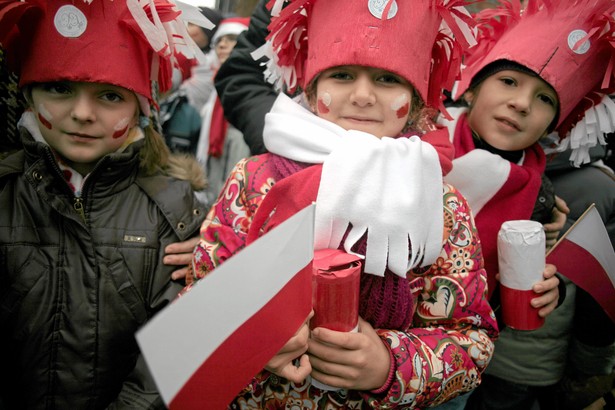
[310,249,362,332]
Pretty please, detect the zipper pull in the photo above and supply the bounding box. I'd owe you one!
[73,197,85,222]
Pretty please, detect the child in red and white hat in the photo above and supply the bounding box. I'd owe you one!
[189,0,498,408]
[438,0,615,408]
[0,0,211,407]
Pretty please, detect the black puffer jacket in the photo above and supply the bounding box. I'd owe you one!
[214,0,278,155]
[0,132,206,409]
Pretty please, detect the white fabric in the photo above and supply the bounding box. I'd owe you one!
[196,89,217,166]
[444,150,510,216]
[543,95,615,167]
[212,22,249,45]
[438,106,513,215]
[180,50,219,113]
[264,94,444,277]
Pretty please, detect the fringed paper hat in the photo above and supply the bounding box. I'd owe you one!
[254,0,477,116]
[0,0,213,114]
[455,0,615,166]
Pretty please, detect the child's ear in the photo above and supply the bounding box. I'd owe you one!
[463,91,475,107]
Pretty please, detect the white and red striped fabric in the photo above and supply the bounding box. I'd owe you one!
[546,204,615,323]
[136,205,315,409]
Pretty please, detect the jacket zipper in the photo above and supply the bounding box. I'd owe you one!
[73,196,86,223]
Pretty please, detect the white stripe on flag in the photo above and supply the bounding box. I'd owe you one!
[564,205,615,286]
[136,204,315,404]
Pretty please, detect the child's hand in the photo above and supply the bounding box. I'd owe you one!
[308,317,390,391]
[543,196,570,250]
[265,311,313,383]
[531,263,560,317]
[163,236,200,280]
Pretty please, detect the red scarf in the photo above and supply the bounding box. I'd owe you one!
[453,114,546,298]
[207,96,228,158]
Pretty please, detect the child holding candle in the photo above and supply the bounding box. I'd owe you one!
[438,0,615,408]
[189,0,499,408]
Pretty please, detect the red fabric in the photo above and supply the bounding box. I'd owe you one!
[421,126,454,175]
[1,0,178,100]
[247,165,322,245]
[454,114,546,298]
[175,53,197,82]
[208,96,229,158]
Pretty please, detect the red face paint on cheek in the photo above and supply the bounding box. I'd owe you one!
[396,102,410,119]
[112,125,129,139]
[38,113,53,130]
[317,99,330,114]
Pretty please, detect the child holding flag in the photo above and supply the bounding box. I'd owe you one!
[439,0,615,408]
[189,0,500,408]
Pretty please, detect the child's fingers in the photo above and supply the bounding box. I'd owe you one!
[277,354,312,384]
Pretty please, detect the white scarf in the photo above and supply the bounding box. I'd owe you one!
[264,94,443,277]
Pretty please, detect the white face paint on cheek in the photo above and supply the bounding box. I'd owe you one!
[391,93,410,119]
[391,93,409,111]
[114,117,130,131]
[37,103,53,129]
[322,92,332,107]
[317,91,332,114]
[112,117,131,139]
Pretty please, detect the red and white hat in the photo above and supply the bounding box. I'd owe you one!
[0,0,212,114]
[211,16,249,45]
[455,0,615,166]
[255,0,477,115]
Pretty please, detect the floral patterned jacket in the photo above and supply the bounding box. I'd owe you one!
[192,153,498,409]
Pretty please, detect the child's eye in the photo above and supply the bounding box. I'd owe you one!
[377,74,402,84]
[499,77,516,86]
[538,94,556,107]
[329,71,353,80]
[100,92,125,103]
[41,82,72,95]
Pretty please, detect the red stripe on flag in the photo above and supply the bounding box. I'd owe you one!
[169,261,313,410]
[547,239,615,323]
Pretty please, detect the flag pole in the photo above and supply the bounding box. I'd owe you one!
[546,203,596,257]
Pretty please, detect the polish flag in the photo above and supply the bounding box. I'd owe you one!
[546,204,615,323]
[136,205,315,409]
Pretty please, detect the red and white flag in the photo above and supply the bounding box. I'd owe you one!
[546,204,615,323]
[136,204,315,410]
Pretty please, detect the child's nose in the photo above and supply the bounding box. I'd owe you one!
[70,95,96,122]
[508,90,532,114]
[350,76,376,107]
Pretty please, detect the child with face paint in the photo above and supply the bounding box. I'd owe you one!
[439,0,615,408]
[187,0,498,408]
[0,1,210,408]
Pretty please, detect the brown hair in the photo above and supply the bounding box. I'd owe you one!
[140,124,170,175]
